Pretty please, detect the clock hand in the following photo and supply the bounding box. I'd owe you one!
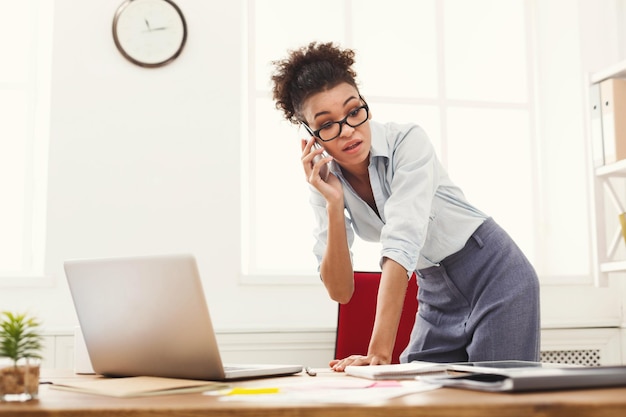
[151,27,167,31]
[144,18,152,31]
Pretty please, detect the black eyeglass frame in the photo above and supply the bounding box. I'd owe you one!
[300,98,370,142]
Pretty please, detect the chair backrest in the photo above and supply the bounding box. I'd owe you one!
[334,271,418,364]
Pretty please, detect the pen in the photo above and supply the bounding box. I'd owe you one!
[305,366,317,376]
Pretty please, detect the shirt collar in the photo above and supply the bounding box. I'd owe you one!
[368,121,390,163]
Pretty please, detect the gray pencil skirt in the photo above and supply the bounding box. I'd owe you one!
[400,217,540,363]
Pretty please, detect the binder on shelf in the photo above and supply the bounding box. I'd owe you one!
[599,78,626,164]
[619,212,626,245]
[589,83,605,167]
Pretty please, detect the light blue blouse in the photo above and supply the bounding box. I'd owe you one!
[309,120,488,274]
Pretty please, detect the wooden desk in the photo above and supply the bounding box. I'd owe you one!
[2,370,626,417]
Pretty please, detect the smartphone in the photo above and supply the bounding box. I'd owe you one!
[312,142,330,181]
[301,124,330,181]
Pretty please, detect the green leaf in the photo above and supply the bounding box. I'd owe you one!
[0,311,44,363]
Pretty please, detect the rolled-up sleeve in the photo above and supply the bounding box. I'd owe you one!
[378,125,439,275]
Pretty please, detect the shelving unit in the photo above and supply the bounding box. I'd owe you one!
[589,60,626,286]
[590,60,626,84]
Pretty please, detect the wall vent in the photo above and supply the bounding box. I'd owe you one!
[541,349,601,366]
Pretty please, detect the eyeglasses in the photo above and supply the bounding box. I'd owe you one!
[301,100,369,142]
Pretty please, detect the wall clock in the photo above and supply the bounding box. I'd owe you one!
[112,0,187,68]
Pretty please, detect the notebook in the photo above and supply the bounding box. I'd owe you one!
[345,362,450,380]
[419,361,626,392]
[64,253,303,381]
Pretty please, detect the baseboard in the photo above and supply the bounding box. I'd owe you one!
[40,326,624,370]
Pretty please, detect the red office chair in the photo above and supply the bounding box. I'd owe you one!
[334,271,418,364]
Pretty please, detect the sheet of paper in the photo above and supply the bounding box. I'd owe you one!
[50,376,228,398]
[213,379,441,404]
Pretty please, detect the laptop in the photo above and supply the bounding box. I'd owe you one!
[64,253,303,381]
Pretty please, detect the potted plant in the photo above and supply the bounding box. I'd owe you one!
[0,311,43,402]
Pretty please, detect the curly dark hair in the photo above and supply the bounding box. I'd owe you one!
[271,42,359,125]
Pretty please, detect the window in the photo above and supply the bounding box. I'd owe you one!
[0,0,53,280]
[243,0,590,283]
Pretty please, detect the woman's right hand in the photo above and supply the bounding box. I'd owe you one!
[301,138,343,203]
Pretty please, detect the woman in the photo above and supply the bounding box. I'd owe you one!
[271,42,540,371]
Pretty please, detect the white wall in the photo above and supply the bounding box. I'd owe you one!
[575,0,626,332]
[0,0,624,347]
[0,0,336,332]
[536,0,625,329]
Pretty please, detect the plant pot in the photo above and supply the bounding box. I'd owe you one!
[0,357,40,402]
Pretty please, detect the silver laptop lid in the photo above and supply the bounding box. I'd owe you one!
[64,254,228,380]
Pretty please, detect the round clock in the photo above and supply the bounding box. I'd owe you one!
[112,0,187,68]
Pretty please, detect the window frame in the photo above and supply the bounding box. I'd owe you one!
[0,0,53,286]
[242,0,592,285]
